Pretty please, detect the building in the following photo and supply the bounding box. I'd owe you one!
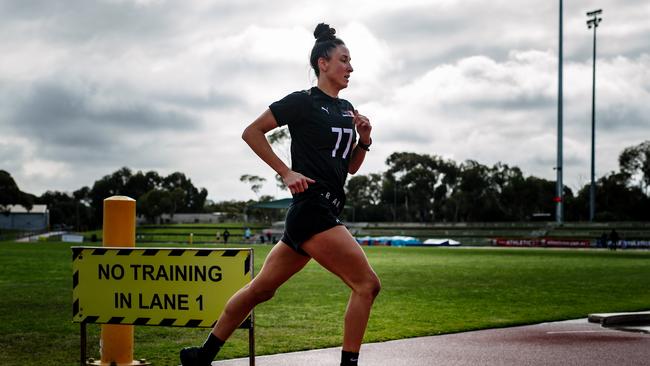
[0,204,50,231]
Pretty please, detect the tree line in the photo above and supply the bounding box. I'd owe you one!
[343,141,650,222]
[1,167,208,230]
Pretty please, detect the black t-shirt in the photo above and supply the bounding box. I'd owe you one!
[269,87,356,211]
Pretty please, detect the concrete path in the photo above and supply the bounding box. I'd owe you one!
[210,318,650,366]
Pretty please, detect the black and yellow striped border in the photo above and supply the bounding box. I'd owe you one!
[72,247,252,328]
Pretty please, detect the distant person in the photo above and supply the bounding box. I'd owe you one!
[181,23,380,366]
[222,229,230,244]
[609,229,619,251]
[244,227,252,242]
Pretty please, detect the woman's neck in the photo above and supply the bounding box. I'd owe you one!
[317,79,339,98]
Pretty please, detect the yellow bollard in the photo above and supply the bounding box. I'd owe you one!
[189,232,193,245]
[100,196,138,366]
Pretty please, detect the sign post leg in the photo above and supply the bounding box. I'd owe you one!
[81,322,87,366]
[250,250,255,366]
[249,312,255,366]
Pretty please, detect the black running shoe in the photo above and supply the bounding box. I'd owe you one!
[180,347,211,366]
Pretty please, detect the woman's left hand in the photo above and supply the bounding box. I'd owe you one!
[353,110,372,143]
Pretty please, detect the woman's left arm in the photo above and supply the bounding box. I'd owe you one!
[348,110,372,174]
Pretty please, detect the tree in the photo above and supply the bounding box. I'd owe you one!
[573,172,650,221]
[619,140,650,195]
[162,172,208,213]
[137,189,173,224]
[37,191,92,230]
[345,173,385,221]
[240,174,266,197]
[515,176,558,221]
[0,170,33,211]
[384,152,458,222]
[124,170,162,199]
[432,160,460,222]
[451,160,493,221]
[385,152,435,221]
[73,186,90,204]
[88,168,208,226]
[347,174,382,206]
[88,167,133,226]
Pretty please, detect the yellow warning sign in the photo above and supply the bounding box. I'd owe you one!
[72,247,252,328]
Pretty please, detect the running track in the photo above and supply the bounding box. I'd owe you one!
[210,318,650,366]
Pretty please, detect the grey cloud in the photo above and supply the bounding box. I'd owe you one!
[0,0,180,44]
[465,94,556,111]
[0,142,25,174]
[369,7,467,39]
[379,125,433,144]
[598,104,649,130]
[368,4,553,58]
[157,90,243,110]
[11,81,199,152]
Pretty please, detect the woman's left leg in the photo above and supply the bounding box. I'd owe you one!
[301,225,381,352]
[181,242,310,365]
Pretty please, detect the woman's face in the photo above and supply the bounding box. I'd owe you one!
[319,45,353,90]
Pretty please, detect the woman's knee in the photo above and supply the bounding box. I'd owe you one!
[354,274,381,299]
[369,275,381,298]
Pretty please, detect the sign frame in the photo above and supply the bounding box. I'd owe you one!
[72,246,255,366]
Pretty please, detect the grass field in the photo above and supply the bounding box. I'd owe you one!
[1,241,649,365]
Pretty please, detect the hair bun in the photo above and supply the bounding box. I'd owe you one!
[314,23,336,42]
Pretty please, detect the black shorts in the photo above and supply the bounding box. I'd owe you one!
[281,194,343,256]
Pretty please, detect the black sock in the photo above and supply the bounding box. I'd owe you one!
[341,350,359,366]
[201,333,225,361]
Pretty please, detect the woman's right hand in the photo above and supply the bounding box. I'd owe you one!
[282,170,316,194]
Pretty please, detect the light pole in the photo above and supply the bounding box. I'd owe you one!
[587,9,603,222]
[556,0,564,224]
[393,179,397,222]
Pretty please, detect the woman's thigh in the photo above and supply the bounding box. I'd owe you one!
[301,225,379,290]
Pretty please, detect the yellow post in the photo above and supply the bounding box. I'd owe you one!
[101,196,135,366]
[189,232,193,245]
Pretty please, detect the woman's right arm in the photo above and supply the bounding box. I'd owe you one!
[241,109,315,194]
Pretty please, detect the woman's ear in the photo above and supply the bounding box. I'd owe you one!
[318,57,329,74]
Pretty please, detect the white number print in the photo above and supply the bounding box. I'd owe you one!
[331,127,354,159]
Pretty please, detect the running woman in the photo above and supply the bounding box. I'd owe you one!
[181,23,380,366]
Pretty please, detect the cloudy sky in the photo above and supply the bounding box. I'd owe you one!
[1,0,649,202]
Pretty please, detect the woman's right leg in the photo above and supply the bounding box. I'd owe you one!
[212,241,311,340]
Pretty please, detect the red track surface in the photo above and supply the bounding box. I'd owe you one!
[209,318,650,366]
